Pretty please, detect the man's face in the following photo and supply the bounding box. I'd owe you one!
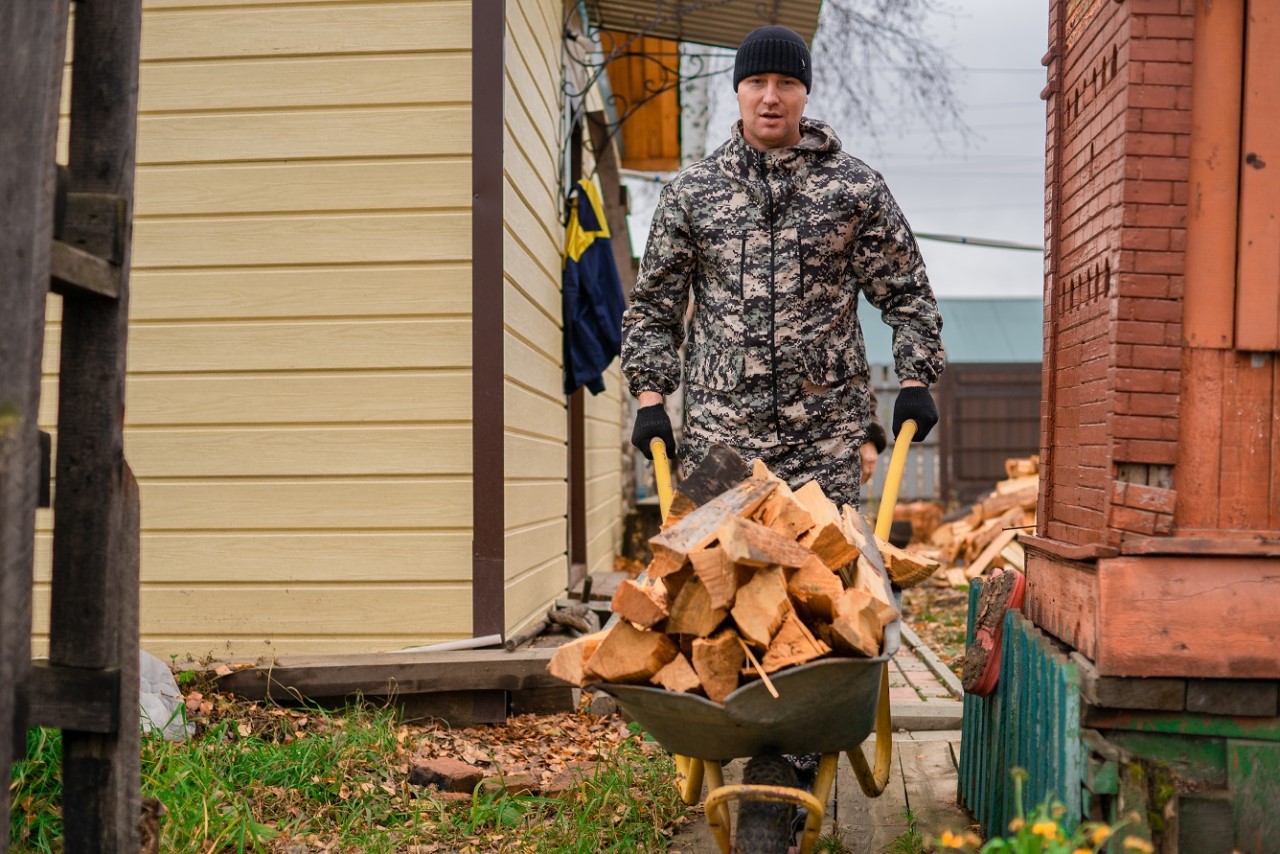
[737,72,807,151]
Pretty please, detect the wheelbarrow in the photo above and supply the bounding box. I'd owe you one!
[596,422,920,854]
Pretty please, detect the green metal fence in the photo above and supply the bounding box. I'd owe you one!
[958,580,1083,835]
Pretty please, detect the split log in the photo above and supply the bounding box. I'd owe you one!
[1005,456,1039,479]
[892,501,942,543]
[996,474,1039,496]
[854,555,894,608]
[666,444,750,523]
[964,528,1019,579]
[651,653,702,693]
[1000,539,1026,571]
[786,555,844,622]
[585,621,677,684]
[648,478,777,577]
[547,630,609,687]
[609,578,669,629]
[730,566,793,649]
[754,483,816,541]
[666,576,728,637]
[690,546,739,610]
[717,516,813,569]
[760,612,830,672]
[879,539,941,588]
[945,568,971,588]
[692,629,745,703]
[829,588,898,658]
[977,485,1038,520]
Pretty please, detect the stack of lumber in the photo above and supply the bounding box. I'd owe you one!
[914,456,1039,588]
[548,454,932,704]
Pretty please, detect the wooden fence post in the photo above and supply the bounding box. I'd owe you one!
[46,0,144,847]
[0,1,67,849]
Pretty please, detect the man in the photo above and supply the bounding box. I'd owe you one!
[621,25,944,509]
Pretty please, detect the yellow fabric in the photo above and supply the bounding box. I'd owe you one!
[563,178,612,265]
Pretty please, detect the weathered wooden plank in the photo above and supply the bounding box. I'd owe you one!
[1174,348,1224,530]
[900,739,971,840]
[1217,351,1274,530]
[1186,679,1278,717]
[1069,652,1186,711]
[647,479,778,577]
[835,738,909,854]
[49,240,121,298]
[26,661,119,733]
[1097,556,1280,678]
[1023,547,1098,660]
[212,648,561,701]
[1,0,68,833]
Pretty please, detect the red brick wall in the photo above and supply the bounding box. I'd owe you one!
[1041,0,1193,548]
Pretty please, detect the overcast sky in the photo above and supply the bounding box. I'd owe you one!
[623,0,1052,299]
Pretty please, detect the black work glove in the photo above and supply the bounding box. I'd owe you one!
[631,404,677,460]
[892,386,938,442]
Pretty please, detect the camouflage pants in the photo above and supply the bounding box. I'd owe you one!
[679,430,866,510]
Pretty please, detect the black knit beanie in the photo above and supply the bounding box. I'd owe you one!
[733,25,812,92]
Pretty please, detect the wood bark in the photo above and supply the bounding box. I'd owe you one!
[717,515,813,568]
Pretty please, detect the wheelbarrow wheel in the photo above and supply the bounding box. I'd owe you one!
[733,754,798,854]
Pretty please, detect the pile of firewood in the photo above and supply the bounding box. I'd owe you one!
[548,452,940,704]
[911,456,1039,587]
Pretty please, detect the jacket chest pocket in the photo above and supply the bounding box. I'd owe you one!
[696,229,747,302]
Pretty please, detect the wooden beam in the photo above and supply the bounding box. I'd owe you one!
[26,662,120,734]
[218,648,567,700]
[50,239,121,299]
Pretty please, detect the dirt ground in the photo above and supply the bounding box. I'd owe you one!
[900,578,970,679]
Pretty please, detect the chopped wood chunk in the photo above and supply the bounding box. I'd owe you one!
[760,612,830,672]
[965,528,1019,579]
[730,566,793,649]
[792,480,841,530]
[692,629,745,703]
[648,478,777,577]
[879,539,941,588]
[805,524,862,573]
[547,630,609,687]
[609,578,669,628]
[854,555,894,607]
[586,621,677,684]
[690,546,739,610]
[666,575,729,637]
[786,555,844,622]
[1000,539,1026,571]
[945,568,971,588]
[650,653,702,693]
[667,445,751,524]
[830,588,898,658]
[1005,456,1039,479]
[754,483,816,540]
[996,474,1040,495]
[717,516,813,569]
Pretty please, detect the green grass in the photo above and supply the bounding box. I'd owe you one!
[9,699,690,853]
[882,807,927,854]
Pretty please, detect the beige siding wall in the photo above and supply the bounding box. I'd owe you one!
[37,0,474,659]
[502,0,570,632]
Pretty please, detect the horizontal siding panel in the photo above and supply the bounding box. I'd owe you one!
[105,106,470,165]
[504,281,560,360]
[125,265,470,320]
[504,556,567,630]
[34,585,472,637]
[35,532,470,584]
[139,2,471,61]
[505,519,567,577]
[505,334,562,396]
[142,54,468,112]
[44,320,471,373]
[586,471,622,509]
[124,426,471,477]
[505,11,558,140]
[39,635,474,659]
[505,381,567,442]
[39,372,472,426]
[505,433,566,480]
[504,481,566,530]
[585,416,623,450]
[134,212,469,268]
[135,160,471,216]
[37,480,474,531]
[503,187,561,307]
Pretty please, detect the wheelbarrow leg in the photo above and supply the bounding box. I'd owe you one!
[795,753,839,854]
[675,754,705,805]
[703,762,731,853]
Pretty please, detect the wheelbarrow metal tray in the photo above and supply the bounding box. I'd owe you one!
[597,618,901,762]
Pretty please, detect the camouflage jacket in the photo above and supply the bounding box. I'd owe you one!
[621,118,945,449]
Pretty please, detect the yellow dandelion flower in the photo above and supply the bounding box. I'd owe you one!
[1032,820,1060,839]
[939,830,964,848]
[1123,838,1155,853]
[1073,849,1092,854]
[1008,817,1025,832]
[1091,826,1113,845]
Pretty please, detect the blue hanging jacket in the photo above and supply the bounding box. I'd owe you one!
[562,179,625,395]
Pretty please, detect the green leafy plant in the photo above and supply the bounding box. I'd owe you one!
[935,769,1151,854]
[882,807,927,854]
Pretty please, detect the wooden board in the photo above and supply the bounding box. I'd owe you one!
[1023,548,1099,660]
[1097,555,1280,678]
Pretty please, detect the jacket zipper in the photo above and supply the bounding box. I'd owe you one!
[761,153,781,439]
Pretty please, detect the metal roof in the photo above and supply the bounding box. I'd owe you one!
[583,0,823,50]
[860,297,1044,365]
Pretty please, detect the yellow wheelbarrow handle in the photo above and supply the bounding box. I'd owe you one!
[850,418,917,798]
[650,437,675,522]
